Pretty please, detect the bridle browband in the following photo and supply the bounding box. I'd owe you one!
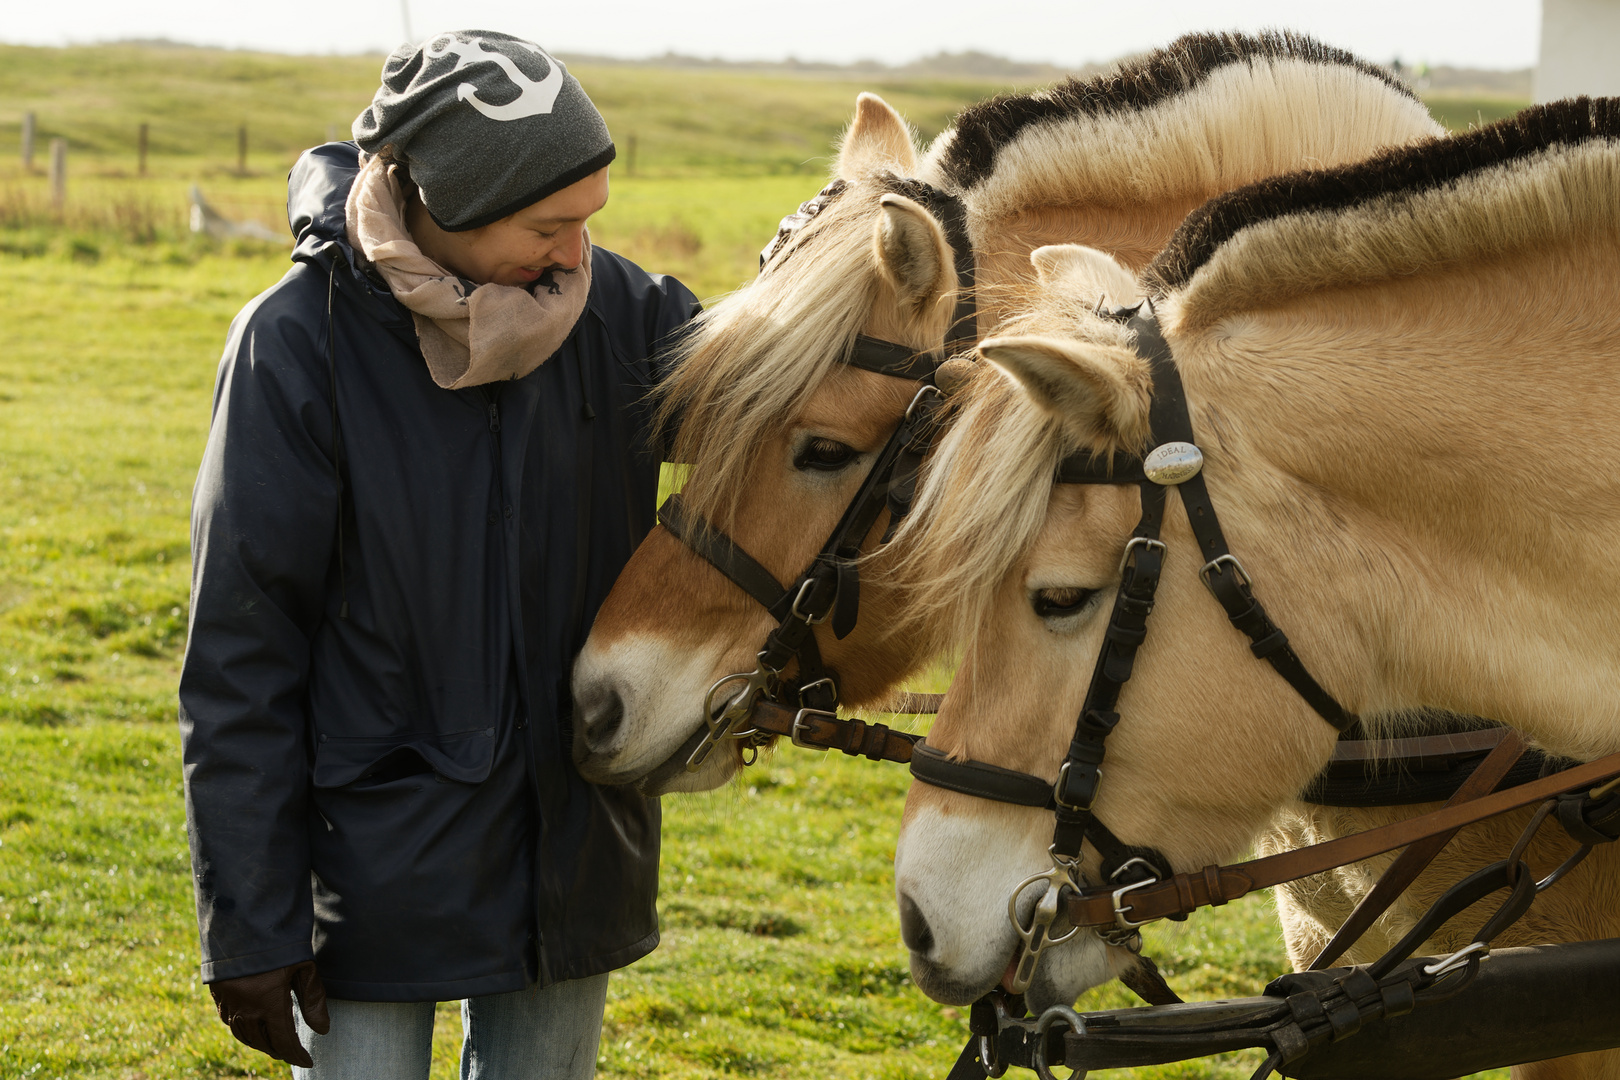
[909,305,1359,993]
[660,175,978,772]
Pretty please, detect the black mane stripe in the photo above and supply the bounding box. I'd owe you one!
[937,30,1414,192]
[1147,96,1620,295]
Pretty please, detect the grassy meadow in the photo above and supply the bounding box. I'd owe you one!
[0,43,1523,1080]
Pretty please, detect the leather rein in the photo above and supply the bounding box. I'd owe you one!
[658,176,976,772]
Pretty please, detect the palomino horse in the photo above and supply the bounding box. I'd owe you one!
[571,31,1440,794]
[890,100,1620,1078]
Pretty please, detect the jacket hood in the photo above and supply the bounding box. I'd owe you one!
[289,141,366,268]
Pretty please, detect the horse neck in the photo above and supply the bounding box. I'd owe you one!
[1169,235,1620,759]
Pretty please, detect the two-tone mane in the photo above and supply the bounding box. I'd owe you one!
[653,31,1440,527]
[1149,95,1620,328]
[921,31,1433,265]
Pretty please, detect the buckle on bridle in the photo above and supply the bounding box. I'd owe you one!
[791,708,836,750]
[790,578,831,624]
[1118,536,1167,576]
[1053,761,1100,812]
[1109,858,1161,931]
[1198,553,1251,591]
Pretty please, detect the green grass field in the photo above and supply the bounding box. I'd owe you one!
[0,43,1523,1080]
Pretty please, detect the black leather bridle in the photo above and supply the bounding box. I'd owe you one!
[660,176,978,772]
[909,305,1357,991]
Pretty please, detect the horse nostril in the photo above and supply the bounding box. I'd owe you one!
[576,686,625,759]
[898,892,934,955]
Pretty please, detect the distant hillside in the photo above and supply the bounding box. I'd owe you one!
[0,41,1530,178]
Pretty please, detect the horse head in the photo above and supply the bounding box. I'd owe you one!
[572,94,970,794]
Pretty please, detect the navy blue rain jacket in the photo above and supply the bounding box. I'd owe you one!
[178,143,696,1001]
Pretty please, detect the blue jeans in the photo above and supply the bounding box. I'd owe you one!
[292,974,609,1080]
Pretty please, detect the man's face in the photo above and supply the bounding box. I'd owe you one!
[423,166,610,287]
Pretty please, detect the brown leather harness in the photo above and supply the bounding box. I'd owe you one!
[660,190,1620,1077]
[905,308,1620,1080]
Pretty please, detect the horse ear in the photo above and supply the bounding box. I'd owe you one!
[980,334,1152,448]
[1030,244,1142,308]
[836,93,918,177]
[874,193,954,317]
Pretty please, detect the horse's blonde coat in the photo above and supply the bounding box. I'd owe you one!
[894,104,1620,1017]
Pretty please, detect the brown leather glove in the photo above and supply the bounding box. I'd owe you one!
[208,960,331,1068]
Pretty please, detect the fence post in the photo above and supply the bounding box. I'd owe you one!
[49,138,66,209]
[627,133,638,177]
[21,111,35,170]
[138,122,149,176]
[237,124,247,174]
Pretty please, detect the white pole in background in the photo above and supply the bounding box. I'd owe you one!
[400,0,414,45]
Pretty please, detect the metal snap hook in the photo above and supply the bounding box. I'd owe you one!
[689,666,776,771]
[1005,850,1083,994]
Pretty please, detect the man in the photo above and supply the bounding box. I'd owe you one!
[179,31,697,1077]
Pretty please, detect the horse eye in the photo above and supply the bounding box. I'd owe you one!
[1032,587,1097,619]
[795,438,856,472]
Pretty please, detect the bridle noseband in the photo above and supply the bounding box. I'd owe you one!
[661,176,978,772]
[910,305,1357,992]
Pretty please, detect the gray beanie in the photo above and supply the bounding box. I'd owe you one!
[353,30,615,232]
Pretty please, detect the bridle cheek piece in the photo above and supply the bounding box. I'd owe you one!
[909,305,1358,992]
[663,177,977,773]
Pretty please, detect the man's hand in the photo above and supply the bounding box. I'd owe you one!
[208,960,331,1067]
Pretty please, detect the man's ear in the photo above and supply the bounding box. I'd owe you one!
[1030,245,1142,309]
[979,334,1152,449]
[874,193,955,318]
[835,93,918,177]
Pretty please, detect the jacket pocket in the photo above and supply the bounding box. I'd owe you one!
[312,727,496,788]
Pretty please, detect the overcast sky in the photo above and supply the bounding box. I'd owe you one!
[5,0,1541,70]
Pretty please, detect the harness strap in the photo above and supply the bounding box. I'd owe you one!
[912,743,1056,807]
[1059,749,1620,931]
[1308,730,1528,970]
[847,334,944,382]
[659,494,787,613]
[746,699,923,761]
[1127,315,1356,732]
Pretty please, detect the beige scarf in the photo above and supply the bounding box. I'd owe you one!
[344,153,591,390]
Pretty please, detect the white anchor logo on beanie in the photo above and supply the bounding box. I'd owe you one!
[424,35,565,121]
